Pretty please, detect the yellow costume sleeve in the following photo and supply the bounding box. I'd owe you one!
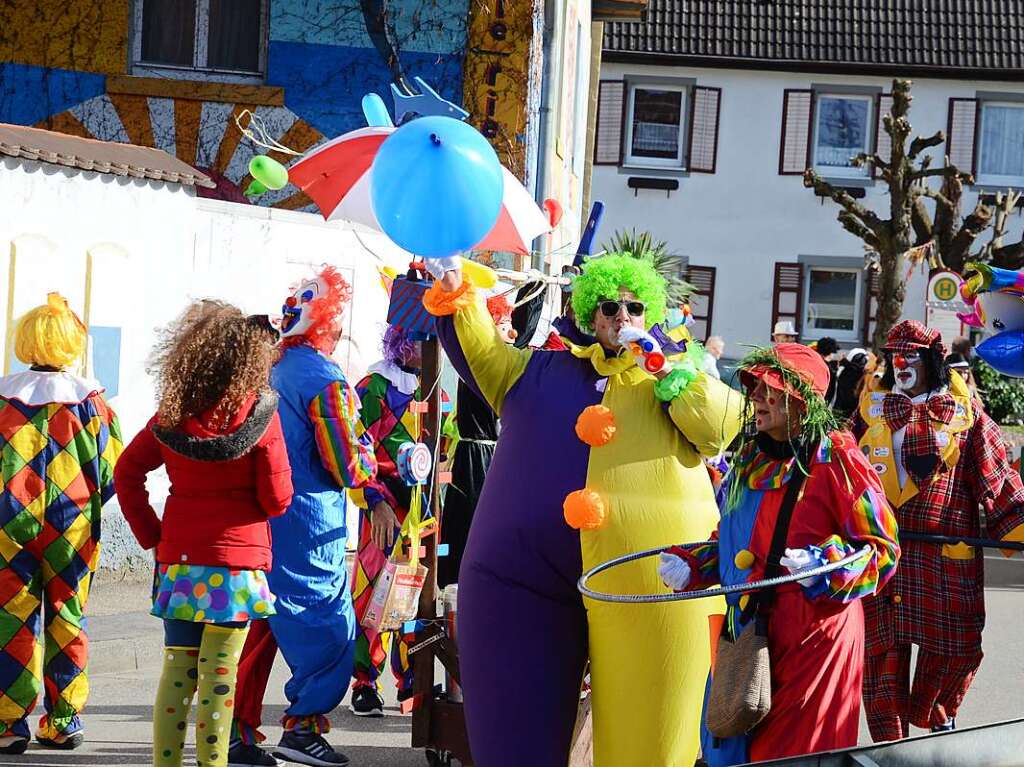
[666,373,743,457]
[424,282,533,416]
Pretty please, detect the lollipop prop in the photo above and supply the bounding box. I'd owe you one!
[578,543,873,604]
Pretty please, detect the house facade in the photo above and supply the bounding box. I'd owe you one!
[593,1,1024,355]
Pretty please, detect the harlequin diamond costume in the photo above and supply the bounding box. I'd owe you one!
[347,324,448,715]
[0,294,121,753]
[424,253,741,767]
[230,266,376,767]
[850,320,1024,741]
[660,343,899,766]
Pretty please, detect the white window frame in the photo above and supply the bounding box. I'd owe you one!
[623,82,687,169]
[131,0,269,83]
[802,266,863,342]
[977,101,1024,187]
[812,93,873,180]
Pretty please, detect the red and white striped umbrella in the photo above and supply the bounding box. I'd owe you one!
[289,126,551,255]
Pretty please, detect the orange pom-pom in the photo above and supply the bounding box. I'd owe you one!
[563,489,607,530]
[575,405,617,447]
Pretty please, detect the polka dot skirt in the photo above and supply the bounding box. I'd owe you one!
[151,564,276,623]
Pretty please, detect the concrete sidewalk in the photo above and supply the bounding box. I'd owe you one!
[3,564,1022,766]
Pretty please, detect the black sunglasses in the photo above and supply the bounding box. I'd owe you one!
[599,300,646,318]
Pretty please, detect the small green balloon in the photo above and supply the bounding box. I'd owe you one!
[249,155,289,190]
[244,179,268,197]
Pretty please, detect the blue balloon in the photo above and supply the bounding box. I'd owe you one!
[977,330,1024,377]
[370,116,504,258]
[361,93,393,127]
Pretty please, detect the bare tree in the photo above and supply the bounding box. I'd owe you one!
[804,79,993,349]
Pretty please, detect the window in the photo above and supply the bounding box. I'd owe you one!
[977,102,1024,186]
[624,85,686,167]
[133,0,267,81]
[803,268,862,340]
[812,94,873,178]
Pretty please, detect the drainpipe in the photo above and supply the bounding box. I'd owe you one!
[527,0,558,272]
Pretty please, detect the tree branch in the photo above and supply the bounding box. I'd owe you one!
[838,211,881,249]
[803,170,886,236]
[907,130,945,161]
[915,186,955,210]
[911,196,933,246]
[909,164,972,183]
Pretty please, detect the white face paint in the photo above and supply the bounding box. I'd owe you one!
[891,352,924,395]
[892,366,918,393]
[280,277,326,338]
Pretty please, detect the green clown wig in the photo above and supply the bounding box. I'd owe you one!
[571,253,668,331]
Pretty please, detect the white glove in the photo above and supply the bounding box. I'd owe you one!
[658,552,691,591]
[614,327,668,374]
[423,256,462,281]
[779,547,822,588]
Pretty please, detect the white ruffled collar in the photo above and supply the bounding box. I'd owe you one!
[367,360,419,395]
[0,370,104,406]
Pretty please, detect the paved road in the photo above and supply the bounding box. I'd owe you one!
[1,558,1021,766]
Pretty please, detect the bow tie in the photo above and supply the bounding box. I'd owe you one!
[882,392,956,432]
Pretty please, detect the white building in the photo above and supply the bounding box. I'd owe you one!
[592,1,1024,357]
[0,123,413,567]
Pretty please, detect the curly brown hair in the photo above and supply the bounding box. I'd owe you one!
[149,300,274,429]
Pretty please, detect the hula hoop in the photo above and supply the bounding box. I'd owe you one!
[577,543,874,604]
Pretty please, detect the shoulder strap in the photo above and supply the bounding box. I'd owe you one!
[743,445,811,621]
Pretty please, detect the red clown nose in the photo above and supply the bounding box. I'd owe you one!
[893,354,908,369]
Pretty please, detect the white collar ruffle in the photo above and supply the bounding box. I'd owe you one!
[0,370,104,406]
[367,360,419,395]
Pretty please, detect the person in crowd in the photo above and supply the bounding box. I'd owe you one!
[0,293,122,753]
[850,320,1024,740]
[230,266,377,767]
[772,320,798,344]
[951,336,975,363]
[422,252,741,767]
[946,352,978,399]
[832,346,872,420]
[347,324,427,717]
[115,301,291,767]
[660,343,900,766]
[814,336,840,403]
[703,335,725,380]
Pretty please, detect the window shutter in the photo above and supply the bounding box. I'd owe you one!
[779,90,813,175]
[771,262,804,337]
[862,268,881,345]
[594,81,625,165]
[687,86,721,174]
[685,265,716,341]
[873,93,894,178]
[947,98,979,177]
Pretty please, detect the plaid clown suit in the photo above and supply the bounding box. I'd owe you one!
[0,375,121,741]
[852,379,1024,741]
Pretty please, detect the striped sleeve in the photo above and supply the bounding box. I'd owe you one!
[666,530,721,591]
[308,380,377,489]
[809,485,900,603]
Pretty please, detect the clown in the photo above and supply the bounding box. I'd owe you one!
[0,293,122,753]
[230,266,376,767]
[347,323,427,716]
[422,253,742,767]
[660,343,899,765]
[850,320,1024,741]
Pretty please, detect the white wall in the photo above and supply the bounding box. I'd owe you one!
[592,64,1024,356]
[0,157,413,568]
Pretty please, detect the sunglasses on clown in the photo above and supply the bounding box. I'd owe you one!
[599,300,646,318]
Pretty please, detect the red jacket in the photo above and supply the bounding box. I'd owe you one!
[114,392,293,571]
